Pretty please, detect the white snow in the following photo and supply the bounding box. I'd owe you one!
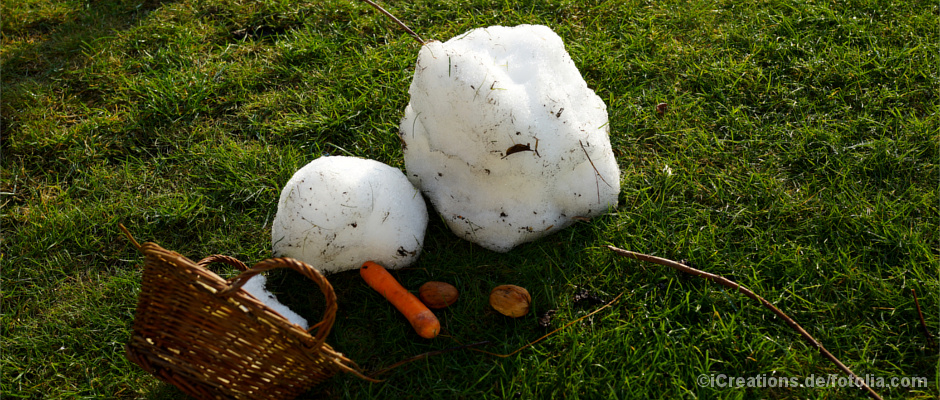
[242,274,309,329]
[271,156,428,273]
[400,24,620,252]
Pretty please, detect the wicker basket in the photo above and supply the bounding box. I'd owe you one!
[124,233,375,400]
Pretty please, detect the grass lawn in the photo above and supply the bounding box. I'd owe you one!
[2,0,937,398]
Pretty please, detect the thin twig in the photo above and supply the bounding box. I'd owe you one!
[579,140,612,203]
[473,291,624,358]
[606,245,884,400]
[371,341,491,376]
[359,0,425,45]
[912,289,935,347]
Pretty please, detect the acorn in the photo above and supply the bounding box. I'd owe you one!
[418,281,459,309]
[489,285,531,317]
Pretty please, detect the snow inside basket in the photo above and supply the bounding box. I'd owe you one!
[271,156,428,273]
[400,24,620,252]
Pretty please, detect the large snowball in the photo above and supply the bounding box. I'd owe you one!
[400,25,620,252]
[271,156,428,273]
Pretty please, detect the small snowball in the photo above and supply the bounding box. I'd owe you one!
[400,25,620,252]
[242,274,309,329]
[271,156,428,273]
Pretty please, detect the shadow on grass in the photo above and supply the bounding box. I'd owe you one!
[1,0,177,162]
[141,382,188,400]
[2,0,172,74]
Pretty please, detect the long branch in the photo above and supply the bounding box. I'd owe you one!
[360,0,425,45]
[606,245,883,400]
[371,341,490,376]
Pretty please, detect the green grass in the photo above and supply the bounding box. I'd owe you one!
[2,0,937,398]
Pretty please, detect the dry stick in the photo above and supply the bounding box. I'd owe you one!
[359,0,425,45]
[579,140,612,188]
[912,289,935,347]
[606,245,884,400]
[371,341,491,376]
[473,291,625,358]
[579,140,612,204]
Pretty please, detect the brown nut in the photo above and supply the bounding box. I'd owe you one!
[489,285,531,317]
[418,281,459,309]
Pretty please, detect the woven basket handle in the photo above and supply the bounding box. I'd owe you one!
[211,257,338,349]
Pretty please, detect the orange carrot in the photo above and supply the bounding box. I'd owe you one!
[360,261,440,339]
